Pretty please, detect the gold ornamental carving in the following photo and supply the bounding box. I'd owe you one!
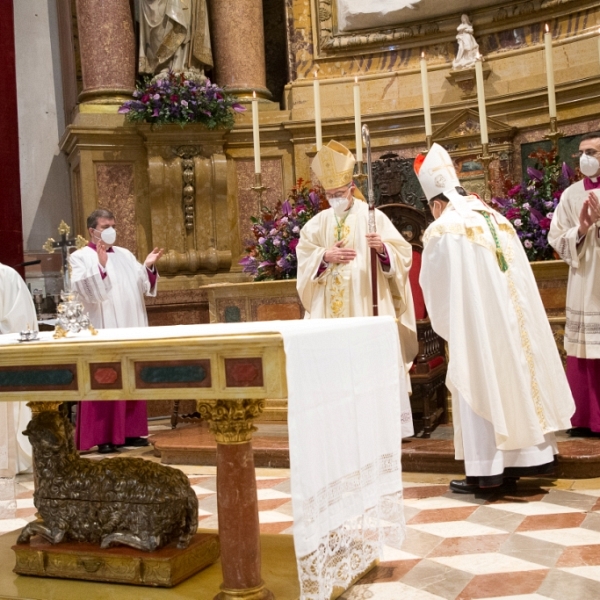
[175,146,203,231]
[197,399,265,444]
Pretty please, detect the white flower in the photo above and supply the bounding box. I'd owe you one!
[270,228,277,235]
[181,99,188,107]
[524,240,533,248]
[546,212,554,219]
[273,239,281,246]
[545,201,554,209]
[522,203,530,210]
[514,219,522,227]
[280,216,288,224]
[292,226,300,233]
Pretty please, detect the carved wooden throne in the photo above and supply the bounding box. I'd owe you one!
[373,153,448,437]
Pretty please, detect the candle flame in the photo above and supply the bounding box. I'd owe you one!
[314,70,318,79]
[545,23,550,33]
[355,76,358,83]
[253,91,256,99]
[421,51,425,59]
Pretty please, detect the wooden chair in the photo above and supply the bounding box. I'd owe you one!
[378,203,448,438]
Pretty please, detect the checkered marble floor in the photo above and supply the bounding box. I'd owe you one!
[5,439,600,598]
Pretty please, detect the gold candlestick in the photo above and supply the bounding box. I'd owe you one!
[426,134,433,151]
[249,172,269,215]
[477,143,496,202]
[545,116,563,150]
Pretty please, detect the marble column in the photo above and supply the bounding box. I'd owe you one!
[75,0,135,104]
[208,0,272,100]
[198,399,273,600]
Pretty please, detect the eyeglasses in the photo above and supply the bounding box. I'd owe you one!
[578,149,599,157]
[325,185,352,200]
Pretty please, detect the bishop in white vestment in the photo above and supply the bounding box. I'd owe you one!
[70,209,163,453]
[296,141,418,437]
[549,132,600,436]
[417,144,575,493]
[0,263,37,479]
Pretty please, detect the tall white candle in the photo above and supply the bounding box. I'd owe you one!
[313,71,323,151]
[354,77,362,162]
[475,56,489,145]
[420,52,433,137]
[252,91,261,174]
[544,24,557,119]
[598,28,600,67]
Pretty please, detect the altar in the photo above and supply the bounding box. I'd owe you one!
[0,317,407,600]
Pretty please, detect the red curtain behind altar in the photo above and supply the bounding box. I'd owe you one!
[0,2,24,276]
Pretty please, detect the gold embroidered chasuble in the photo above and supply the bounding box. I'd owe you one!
[296,200,418,435]
[420,197,574,452]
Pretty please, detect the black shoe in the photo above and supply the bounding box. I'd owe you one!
[97,443,118,454]
[124,437,149,447]
[449,479,480,494]
[567,427,594,438]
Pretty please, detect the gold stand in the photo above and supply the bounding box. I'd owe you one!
[250,173,269,215]
[477,142,496,202]
[545,116,563,149]
[426,134,433,151]
[354,161,368,197]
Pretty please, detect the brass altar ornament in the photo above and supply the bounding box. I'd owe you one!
[17,410,199,552]
[18,326,39,342]
[54,291,98,339]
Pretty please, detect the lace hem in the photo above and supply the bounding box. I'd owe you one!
[296,490,405,600]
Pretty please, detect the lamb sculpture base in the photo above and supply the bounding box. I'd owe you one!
[13,410,219,586]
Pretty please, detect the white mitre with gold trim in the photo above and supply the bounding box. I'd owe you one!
[311,140,356,190]
[414,143,461,201]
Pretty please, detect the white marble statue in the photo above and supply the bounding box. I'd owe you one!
[452,14,480,70]
[137,0,213,78]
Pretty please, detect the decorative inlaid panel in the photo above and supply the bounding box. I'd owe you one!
[0,365,77,392]
[89,363,123,390]
[224,358,264,388]
[135,360,212,389]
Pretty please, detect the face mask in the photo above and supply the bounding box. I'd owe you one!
[580,153,600,178]
[328,196,350,217]
[98,227,116,245]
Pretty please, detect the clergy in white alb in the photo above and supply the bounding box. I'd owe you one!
[417,143,575,493]
[296,140,418,437]
[0,263,38,480]
[70,208,164,453]
[549,132,600,436]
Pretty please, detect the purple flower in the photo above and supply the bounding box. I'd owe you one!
[281,200,293,216]
[514,219,522,227]
[562,162,575,180]
[181,99,188,107]
[524,240,533,248]
[117,106,130,114]
[273,239,281,246]
[269,228,277,235]
[293,226,300,233]
[258,237,265,244]
[527,166,544,181]
[153,93,160,100]
[232,103,246,113]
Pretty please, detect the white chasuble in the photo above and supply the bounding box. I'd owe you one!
[70,246,158,329]
[0,263,38,478]
[296,200,418,437]
[420,197,574,460]
[549,180,600,359]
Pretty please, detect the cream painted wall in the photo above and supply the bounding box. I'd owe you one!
[14,0,72,253]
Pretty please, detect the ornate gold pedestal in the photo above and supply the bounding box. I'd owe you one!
[12,533,220,588]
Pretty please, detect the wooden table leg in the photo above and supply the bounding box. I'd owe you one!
[198,399,274,600]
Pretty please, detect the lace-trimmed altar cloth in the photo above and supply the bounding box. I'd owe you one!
[283,316,406,599]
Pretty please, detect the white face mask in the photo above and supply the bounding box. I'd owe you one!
[580,153,600,178]
[97,226,116,245]
[328,196,351,217]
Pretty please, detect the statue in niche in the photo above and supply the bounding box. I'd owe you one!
[452,14,480,70]
[137,0,213,81]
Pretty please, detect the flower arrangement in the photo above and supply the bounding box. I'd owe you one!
[239,179,329,280]
[492,148,577,261]
[118,71,245,128]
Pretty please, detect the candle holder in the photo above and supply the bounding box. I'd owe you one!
[249,172,269,215]
[425,135,433,151]
[477,143,496,202]
[545,116,563,150]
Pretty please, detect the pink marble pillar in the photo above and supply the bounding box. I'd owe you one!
[75,0,136,103]
[208,0,271,99]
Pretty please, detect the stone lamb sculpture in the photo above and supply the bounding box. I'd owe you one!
[17,410,198,551]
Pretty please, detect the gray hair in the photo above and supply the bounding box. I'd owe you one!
[87,208,115,230]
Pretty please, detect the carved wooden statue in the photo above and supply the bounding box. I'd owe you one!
[17,410,198,551]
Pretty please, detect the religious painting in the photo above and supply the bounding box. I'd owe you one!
[336,0,508,32]
[455,156,484,178]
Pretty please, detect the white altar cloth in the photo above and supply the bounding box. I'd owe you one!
[0,317,407,598]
